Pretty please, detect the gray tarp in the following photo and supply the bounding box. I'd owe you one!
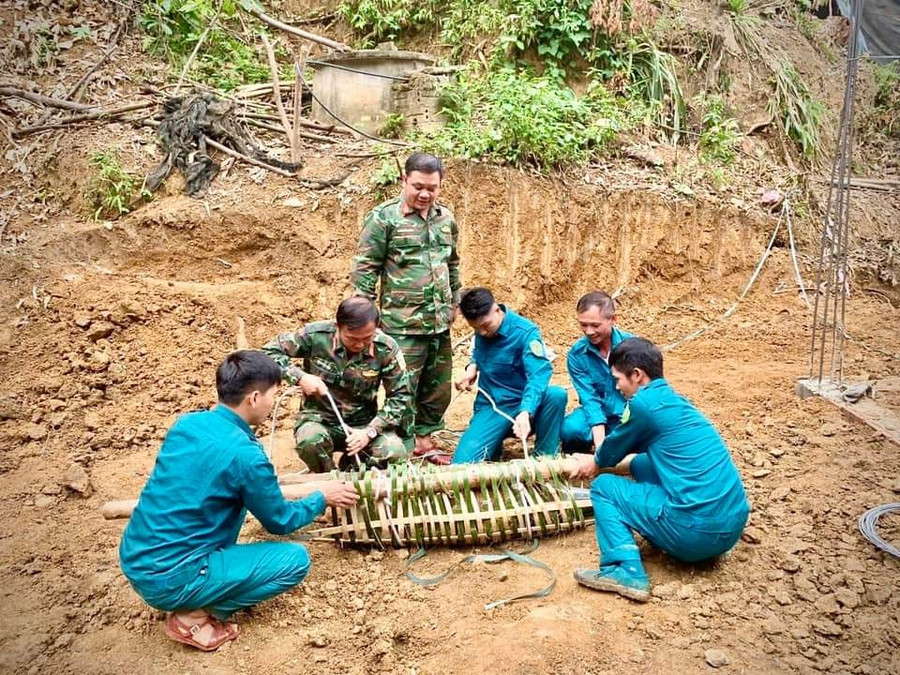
[837,0,900,62]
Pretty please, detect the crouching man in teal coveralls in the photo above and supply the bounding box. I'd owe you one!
[451,287,567,463]
[570,337,749,602]
[119,351,358,651]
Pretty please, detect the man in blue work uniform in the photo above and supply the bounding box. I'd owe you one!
[451,287,567,463]
[120,351,358,651]
[570,337,749,601]
[562,290,633,453]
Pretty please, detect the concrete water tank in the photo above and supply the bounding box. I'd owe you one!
[309,47,435,134]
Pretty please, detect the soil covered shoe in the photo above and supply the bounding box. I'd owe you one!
[573,566,650,602]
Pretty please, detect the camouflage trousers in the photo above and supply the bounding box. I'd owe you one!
[294,414,410,473]
[389,332,451,437]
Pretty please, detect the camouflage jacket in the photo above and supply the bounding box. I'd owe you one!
[351,196,460,335]
[262,321,412,433]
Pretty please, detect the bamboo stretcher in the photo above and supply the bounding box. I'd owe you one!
[302,458,595,548]
[103,457,605,548]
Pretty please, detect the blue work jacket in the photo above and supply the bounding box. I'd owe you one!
[595,379,749,519]
[567,326,633,427]
[472,307,552,417]
[120,405,326,584]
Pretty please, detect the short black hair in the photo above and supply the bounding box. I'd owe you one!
[216,350,282,405]
[459,287,496,320]
[576,290,615,316]
[609,337,664,380]
[404,152,444,178]
[336,296,380,329]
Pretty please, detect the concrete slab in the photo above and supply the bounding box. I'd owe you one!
[796,376,900,445]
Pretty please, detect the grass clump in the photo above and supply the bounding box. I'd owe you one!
[87,151,145,220]
[696,95,741,164]
[138,0,272,90]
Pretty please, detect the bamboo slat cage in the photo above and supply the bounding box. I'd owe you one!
[302,458,594,548]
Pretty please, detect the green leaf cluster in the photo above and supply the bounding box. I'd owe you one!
[416,67,633,168]
[87,151,144,220]
[138,0,272,90]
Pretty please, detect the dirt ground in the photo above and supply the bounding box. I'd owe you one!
[1,0,899,671]
[0,156,898,675]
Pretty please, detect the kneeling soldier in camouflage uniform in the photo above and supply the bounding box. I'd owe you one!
[262,297,413,472]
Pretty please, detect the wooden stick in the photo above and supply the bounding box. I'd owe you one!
[101,480,333,520]
[239,110,352,135]
[291,46,309,163]
[12,101,155,138]
[244,117,337,143]
[246,7,351,52]
[0,87,96,112]
[202,135,298,176]
[261,33,294,150]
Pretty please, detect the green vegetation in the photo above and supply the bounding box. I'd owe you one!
[697,95,741,164]
[138,0,273,90]
[418,68,631,168]
[872,62,900,138]
[725,0,749,15]
[338,0,440,43]
[768,62,824,158]
[731,11,824,158]
[378,113,406,139]
[87,151,145,220]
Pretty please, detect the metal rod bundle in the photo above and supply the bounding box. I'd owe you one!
[301,458,594,548]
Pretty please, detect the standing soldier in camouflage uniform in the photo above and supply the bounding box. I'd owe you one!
[351,152,460,456]
[262,297,413,472]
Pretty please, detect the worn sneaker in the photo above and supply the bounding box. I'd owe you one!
[573,566,650,602]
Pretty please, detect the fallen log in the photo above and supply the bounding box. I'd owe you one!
[0,86,96,112]
[245,7,351,52]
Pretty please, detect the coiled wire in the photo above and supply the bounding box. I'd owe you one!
[858,503,900,558]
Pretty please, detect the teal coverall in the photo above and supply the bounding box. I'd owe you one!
[120,405,326,620]
[561,326,633,452]
[591,379,749,565]
[452,307,567,463]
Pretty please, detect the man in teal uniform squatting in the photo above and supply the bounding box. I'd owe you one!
[562,290,633,453]
[570,337,749,601]
[452,287,567,463]
[120,351,358,651]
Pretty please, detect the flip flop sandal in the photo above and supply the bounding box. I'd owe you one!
[164,613,240,652]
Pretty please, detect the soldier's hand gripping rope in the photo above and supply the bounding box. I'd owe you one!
[323,387,363,468]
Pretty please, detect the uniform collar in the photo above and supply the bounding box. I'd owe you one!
[494,305,514,338]
[330,325,375,358]
[398,198,441,221]
[638,378,668,395]
[212,403,256,440]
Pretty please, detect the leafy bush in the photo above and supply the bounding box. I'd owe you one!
[338,0,439,43]
[696,95,741,164]
[87,152,144,220]
[138,0,271,90]
[418,67,627,168]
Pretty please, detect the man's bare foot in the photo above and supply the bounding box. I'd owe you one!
[164,610,240,651]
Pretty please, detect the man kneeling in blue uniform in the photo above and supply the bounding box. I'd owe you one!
[452,287,567,463]
[120,351,358,651]
[570,337,749,602]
